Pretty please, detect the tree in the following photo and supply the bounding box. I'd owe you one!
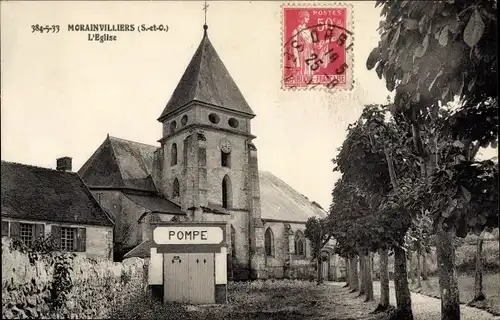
[332,103,421,318]
[367,1,498,319]
[473,232,486,302]
[304,216,332,285]
[330,105,424,319]
[406,215,433,288]
[114,218,135,261]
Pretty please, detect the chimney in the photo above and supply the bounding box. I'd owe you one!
[56,157,72,172]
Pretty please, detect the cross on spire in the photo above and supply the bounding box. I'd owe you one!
[203,1,209,27]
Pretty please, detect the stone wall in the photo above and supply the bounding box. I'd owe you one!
[1,237,146,319]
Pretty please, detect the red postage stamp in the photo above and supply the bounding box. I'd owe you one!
[282,4,354,91]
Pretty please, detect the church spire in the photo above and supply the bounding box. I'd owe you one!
[157,0,255,122]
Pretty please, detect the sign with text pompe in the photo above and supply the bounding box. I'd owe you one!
[154,226,224,245]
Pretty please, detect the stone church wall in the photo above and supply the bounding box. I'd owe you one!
[204,131,248,210]
[262,221,316,280]
[89,190,145,258]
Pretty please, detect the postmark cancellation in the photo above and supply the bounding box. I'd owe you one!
[281,3,354,91]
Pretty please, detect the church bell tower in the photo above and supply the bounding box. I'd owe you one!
[156,23,266,279]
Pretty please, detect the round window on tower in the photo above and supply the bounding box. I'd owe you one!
[170,121,177,133]
[181,115,188,126]
[208,113,220,124]
[228,118,239,128]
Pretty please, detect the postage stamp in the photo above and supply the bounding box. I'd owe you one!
[282,3,354,91]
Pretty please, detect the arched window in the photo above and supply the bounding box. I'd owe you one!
[172,178,180,198]
[171,143,178,166]
[221,150,231,168]
[264,227,274,257]
[294,230,306,257]
[222,175,232,209]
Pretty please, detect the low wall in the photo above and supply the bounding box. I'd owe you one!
[1,237,147,319]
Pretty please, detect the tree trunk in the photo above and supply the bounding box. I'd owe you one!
[345,257,350,287]
[416,248,422,288]
[378,248,390,310]
[359,254,366,295]
[436,229,460,320]
[394,246,413,320]
[422,252,428,280]
[372,254,376,280]
[365,252,374,302]
[349,256,359,291]
[349,257,355,290]
[317,250,323,285]
[473,232,485,301]
[408,250,415,286]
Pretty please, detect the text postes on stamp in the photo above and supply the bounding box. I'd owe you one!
[282,4,353,91]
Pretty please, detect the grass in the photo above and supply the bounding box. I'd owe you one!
[411,273,500,316]
[110,292,192,320]
[110,280,386,320]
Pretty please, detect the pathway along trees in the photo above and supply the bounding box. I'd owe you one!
[331,104,420,318]
[367,1,498,319]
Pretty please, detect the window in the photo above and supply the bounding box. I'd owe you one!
[170,121,177,133]
[61,227,77,251]
[20,223,35,247]
[171,143,178,166]
[264,228,274,257]
[172,178,180,198]
[209,113,220,124]
[181,115,188,126]
[221,150,231,168]
[228,118,239,128]
[294,231,306,256]
[183,138,189,168]
[222,175,232,209]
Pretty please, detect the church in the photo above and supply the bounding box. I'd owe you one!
[77,24,339,280]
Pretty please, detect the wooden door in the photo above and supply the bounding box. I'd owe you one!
[188,253,215,304]
[163,253,189,303]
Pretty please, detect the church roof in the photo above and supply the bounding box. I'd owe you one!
[78,136,158,192]
[158,28,255,121]
[123,239,153,259]
[79,136,326,223]
[123,191,184,215]
[259,171,327,223]
[1,161,114,227]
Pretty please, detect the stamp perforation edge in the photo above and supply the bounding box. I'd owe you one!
[280,2,355,92]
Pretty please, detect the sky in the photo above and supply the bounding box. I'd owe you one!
[1,1,495,210]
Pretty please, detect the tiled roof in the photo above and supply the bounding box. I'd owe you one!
[79,136,326,223]
[123,191,185,215]
[123,239,152,259]
[201,202,230,215]
[158,29,255,121]
[259,171,327,223]
[1,161,114,227]
[78,136,158,192]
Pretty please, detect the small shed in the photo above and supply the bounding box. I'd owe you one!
[148,221,228,304]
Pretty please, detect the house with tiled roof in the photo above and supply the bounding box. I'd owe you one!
[1,159,114,259]
[77,25,341,280]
